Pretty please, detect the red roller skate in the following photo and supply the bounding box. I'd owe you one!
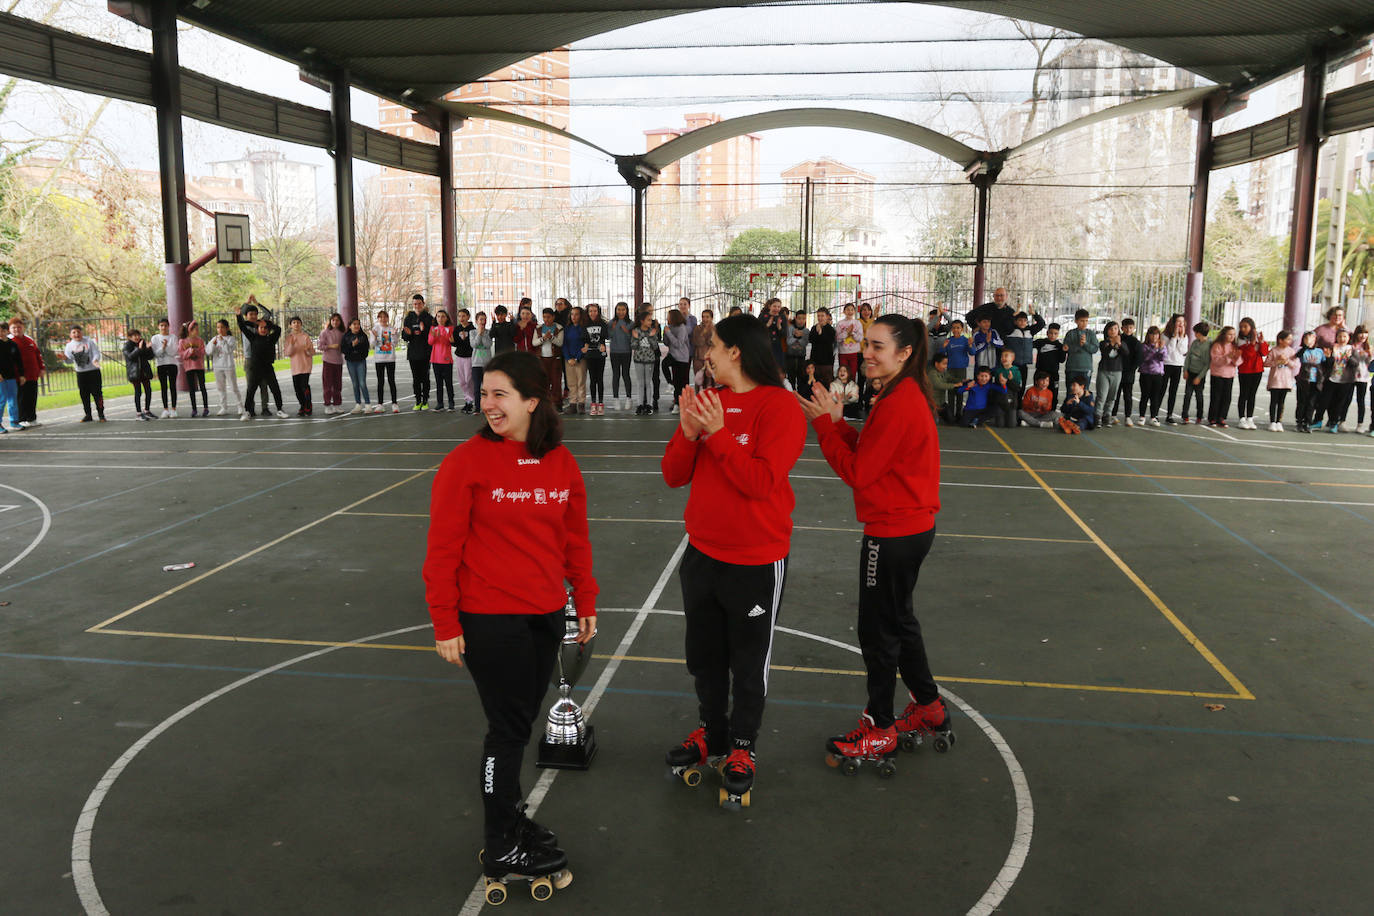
[665,725,724,788]
[825,712,898,778]
[717,747,754,811]
[894,695,956,753]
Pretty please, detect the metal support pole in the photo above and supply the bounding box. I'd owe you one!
[633,185,645,310]
[801,177,812,315]
[438,109,458,322]
[971,176,990,310]
[1184,100,1214,328]
[1320,132,1350,312]
[149,0,191,390]
[1285,52,1326,335]
[331,70,358,324]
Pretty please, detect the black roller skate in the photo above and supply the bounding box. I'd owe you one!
[894,694,956,753]
[482,835,572,905]
[665,725,725,787]
[718,747,754,811]
[479,803,557,864]
[825,712,899,778]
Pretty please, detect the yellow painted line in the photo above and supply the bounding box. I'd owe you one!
[94,629,432,652]
[86,631,1239,698]
[986,428,1254,701]
[934,675,1242,699]
[595,654,1241,697]
[86,467,438,633]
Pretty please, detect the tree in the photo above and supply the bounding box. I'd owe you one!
[355,180,425,311]
[716,228,806,304]
[1314,186,1374,299]
[1204,184,1284,298]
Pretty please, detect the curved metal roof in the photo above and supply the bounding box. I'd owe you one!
[181,1,1374,106]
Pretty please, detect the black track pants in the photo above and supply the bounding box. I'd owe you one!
[857,528,938,726]
[409,358,431,404]
[461,610,562,853]
[679,543,786,750]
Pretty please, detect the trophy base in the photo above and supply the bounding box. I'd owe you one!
[536,726,597,770]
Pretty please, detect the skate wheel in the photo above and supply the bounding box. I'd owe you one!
[824,753,840,768]
[740,790,751,808]
[899,735,918,752]
[477,848,484,864]
[933,735,951,753]
[485,880,507,906]
[553,869,574,891]
[530,877,553,901]
[878,759,897,779]
[840,758,859,777]
[683,768,702,787]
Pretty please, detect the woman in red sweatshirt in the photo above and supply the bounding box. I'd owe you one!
[423,350,597,890]
[660,314,807,808]
[800,314,954,768]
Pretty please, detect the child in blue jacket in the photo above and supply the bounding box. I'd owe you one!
[959,366,1005,428]
[1059,375,1096,432]
[941,320,973,379]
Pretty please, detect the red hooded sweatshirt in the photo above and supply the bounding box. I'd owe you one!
[812,375,941,537]
[661,384,806,565]
[423,433,597,640]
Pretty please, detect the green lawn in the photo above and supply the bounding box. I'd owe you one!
[36,357,300,411]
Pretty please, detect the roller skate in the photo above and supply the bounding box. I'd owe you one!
[894,694,956,753]
[717,746,754,811]
[825,711,898,778]
[665,725,724,788]
[481,836,572,905]
[479,803,557,864]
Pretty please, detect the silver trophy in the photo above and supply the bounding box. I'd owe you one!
[536,589,597,769]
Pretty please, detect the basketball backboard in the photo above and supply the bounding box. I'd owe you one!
[215,212,252,264]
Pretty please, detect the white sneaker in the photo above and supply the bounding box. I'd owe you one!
[372,404,382,413]
[1124,416,1134,427]
[275,409,288,418]
[1270,422,1282,431]
[1339,421,1354,433]
[392,402,400,413]
[671,404,679,414]
[1137,415,1145,426]
[216,405,226,416]
[622,397,630,410]
[1149,417,1160,427]
[1359,423,1370,434]
[239,410,251,421]
[350,404,364,414]
[1039,420,1055,428]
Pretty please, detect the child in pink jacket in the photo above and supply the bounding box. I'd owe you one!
[284,316,316,417]
[1207,326,1243,427]
[177,321,209,417]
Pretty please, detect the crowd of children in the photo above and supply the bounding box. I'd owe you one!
[919,302,1374,435]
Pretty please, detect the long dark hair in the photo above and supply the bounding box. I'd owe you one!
[872,314,933,411]
[479,351,562,458]
[711,314,783,388]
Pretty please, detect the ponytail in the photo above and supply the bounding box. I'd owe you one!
[873,314,934,412]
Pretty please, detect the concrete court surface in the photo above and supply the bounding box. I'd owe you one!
[2,368,1373,915]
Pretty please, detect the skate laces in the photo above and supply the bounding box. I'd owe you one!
[680,726,710,760]
[721,748,755,777]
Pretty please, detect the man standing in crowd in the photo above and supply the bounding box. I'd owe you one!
[966,287,1017,341]
[7,317,43,427]
[403,293,436,410]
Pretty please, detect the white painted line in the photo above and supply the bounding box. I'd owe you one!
[71,624,431,916]
[0,504,18,513]
[456,534,690,916]
[942,445,1374,474]
[0,484,53,577]
[773,625,1032,916]
[595,612,1033,916]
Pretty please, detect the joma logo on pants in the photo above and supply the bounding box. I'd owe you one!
[484,756,495,795]
[865,540,880,587]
